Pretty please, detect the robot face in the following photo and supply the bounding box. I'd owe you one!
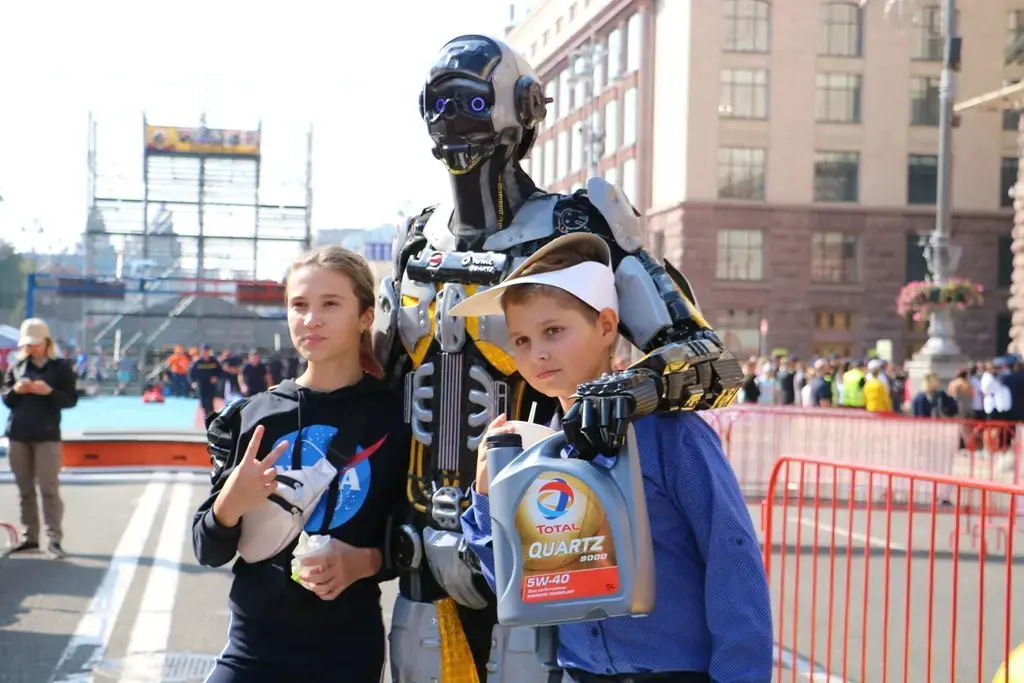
[422,36,510,174]
[422,75,498,173]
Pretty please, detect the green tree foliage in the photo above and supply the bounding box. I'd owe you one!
[0,239,27,324]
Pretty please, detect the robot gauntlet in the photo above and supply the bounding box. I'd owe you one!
[562,251,743,459]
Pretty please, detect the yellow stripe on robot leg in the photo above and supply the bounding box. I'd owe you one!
[435,597,480,683]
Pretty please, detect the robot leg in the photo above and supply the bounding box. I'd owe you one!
[389,595,442,683]
[486,625,562,683]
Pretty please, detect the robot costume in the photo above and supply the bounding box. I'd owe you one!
[373,35,743,683]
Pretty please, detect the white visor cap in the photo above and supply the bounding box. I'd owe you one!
[447,233,618,318]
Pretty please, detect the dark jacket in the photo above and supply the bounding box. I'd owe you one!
[2,356,79,442]
[191,375,409,660]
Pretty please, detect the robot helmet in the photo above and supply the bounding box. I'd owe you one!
[420,35,548,174]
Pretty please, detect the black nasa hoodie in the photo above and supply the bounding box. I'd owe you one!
[192,374,408,652]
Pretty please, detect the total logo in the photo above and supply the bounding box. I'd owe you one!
[427,252,444,268]
[536,477,575,520]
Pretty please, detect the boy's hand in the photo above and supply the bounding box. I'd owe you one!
[474,414,517,495]
[564,370,661,459]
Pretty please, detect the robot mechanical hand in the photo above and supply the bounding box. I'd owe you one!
[562,342,743,460]
[562,369,661,460]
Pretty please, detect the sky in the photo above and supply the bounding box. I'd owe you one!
[0,0,538,254]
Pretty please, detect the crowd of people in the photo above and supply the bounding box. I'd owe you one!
[737,353,1024,423]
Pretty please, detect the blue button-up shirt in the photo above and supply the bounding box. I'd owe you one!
[461,412,773,682]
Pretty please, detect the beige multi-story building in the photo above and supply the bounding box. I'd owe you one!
[507,0,1024,362]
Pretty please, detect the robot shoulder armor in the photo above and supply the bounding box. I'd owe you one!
[583,177,643,253]
[481,193,561,252]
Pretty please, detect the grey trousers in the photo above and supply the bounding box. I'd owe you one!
[8,441,64,545]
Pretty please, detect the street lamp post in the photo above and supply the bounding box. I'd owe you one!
[906,0,970,390]
[914,0,964,363]
[865,0,968,384]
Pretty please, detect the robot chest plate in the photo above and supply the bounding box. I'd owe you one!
[397,269,516,376]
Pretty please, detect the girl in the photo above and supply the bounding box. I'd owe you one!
[192,246,408,683]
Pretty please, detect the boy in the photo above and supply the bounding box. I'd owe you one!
[448,234,773,683]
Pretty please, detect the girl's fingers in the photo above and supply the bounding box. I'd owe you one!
[242,425,265,464]
[261,441,289,468]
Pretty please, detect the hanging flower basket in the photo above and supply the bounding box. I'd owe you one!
[896,278,984,321]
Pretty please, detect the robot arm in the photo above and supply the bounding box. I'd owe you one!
[372,208,431,387]
[560,179,742,459]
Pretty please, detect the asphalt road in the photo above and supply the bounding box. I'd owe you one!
[0,471,399,683]
[1,470,1021,683]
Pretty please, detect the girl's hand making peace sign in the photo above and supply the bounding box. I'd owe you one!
[212,425,289,528]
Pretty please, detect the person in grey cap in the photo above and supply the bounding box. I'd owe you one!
[1,318,78,558]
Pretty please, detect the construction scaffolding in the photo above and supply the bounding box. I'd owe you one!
[74,113,312,387]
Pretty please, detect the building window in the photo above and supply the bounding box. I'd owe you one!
[622,158,637,205]
[905,234,928,283]
[604,98,619,155]
[1004,80,1020,131]
[912,5,943,61]
[543,138,555,186]
[1008,10,1024,51]
[717,229,764,281]
[814,151,859,202]
[626,13,642,73]
[820,2,863,57]
[544,81,556,127]
[557,130,569,180]
[812,311,855,332]
[608,26,622,79]
[810,232,858,284]
[543,30,550,46]
[910,77,940,126]
[559,70,572,117]
[723,0,770,53]
[999,236,1013,288]
[815,73,862,123]
[718,147,766,200]
[812,343,853,358]
[718,309,762,359]
[720,69,769,119]
[594,39,607,92]
[997,313,1012,356]
[571,122,584,173]
[604,165,618,186]
[1002,157,1018,209]
[556,18,563,34]
[908,154,938,205]
[622,88,637,146]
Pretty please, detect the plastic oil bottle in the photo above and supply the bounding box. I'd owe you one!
[485,426,655,627]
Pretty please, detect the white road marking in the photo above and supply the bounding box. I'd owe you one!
[51,481,167,682]
[793,516,907,552]
[119,475,194,682]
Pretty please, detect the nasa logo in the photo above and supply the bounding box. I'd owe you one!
[273,427,388,530]
[536,477,575,520]
[555,207,590,234]
[427,252,444,269]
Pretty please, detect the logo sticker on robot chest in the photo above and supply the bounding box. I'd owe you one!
[555,207,590,234]
[427,252,445,269]
[460,253,499,277]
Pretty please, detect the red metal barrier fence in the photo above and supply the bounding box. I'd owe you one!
[761,455,1023,683]
[703,407,1022,502]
